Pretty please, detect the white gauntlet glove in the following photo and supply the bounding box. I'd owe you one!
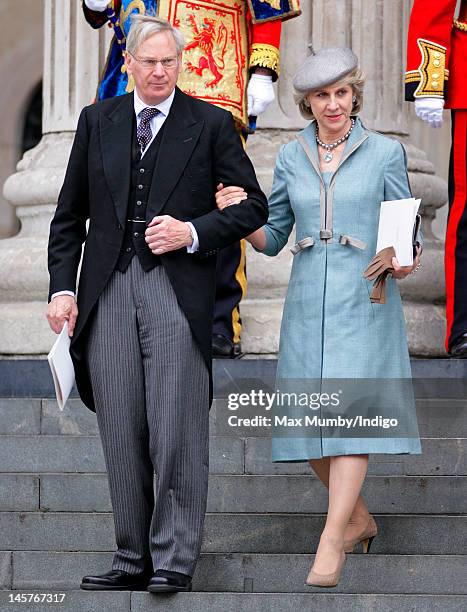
[414,97,444,129]
[84,0,110,11]
[247,73,275,117]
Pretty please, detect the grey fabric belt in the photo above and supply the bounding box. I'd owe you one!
[339,234,367,250]
[290,236,315,255]
[291,234,366,256]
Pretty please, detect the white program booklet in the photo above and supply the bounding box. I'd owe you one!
[47,322,75,411]
[376,198,421,267]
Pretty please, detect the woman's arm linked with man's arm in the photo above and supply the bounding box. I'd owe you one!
[215,145,295,254]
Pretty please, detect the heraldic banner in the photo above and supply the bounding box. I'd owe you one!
[158,0,249,127]
[247,0,301,24]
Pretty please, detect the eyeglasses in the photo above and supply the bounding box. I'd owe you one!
[129,54,179,70]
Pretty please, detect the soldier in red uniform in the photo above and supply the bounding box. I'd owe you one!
[83,0,301,358]
[406,0,467,357]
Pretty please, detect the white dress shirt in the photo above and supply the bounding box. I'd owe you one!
[134,87,174,156]
[51,88,199,301]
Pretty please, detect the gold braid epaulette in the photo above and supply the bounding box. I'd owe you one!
[250,43,280,78]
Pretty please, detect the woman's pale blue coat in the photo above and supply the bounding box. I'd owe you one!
[262,118,422,461]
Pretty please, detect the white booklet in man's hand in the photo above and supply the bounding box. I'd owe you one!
[47,322,75,411]
[376,198,421,267]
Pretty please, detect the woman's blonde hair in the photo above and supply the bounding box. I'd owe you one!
[294,68,365,120]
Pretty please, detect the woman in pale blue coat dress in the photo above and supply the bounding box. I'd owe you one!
[216,47,422,587]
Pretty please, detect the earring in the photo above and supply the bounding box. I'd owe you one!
[352,96,357,103]
[304,99,311,108]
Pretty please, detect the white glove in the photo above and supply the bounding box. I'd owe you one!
[247,73,275,117]
[415,97,444,129]
[84,0,110,11]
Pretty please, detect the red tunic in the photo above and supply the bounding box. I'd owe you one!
[405,0,467,109]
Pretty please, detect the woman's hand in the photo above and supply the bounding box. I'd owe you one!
[215,182,267,251]
[215,183,247,211]
[391,245,422,279]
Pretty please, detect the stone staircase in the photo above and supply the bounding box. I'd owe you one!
[0,359,466,611]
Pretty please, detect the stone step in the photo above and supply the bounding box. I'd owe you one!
[0,435,244,475]
[0,592,465,612]
[202,514,466,555]
[244,437,467,475]
[1,473,460,514]
[2,357,467,399]
[205,475,465,514]
[0,552,465,595]
[2,397,467,439]
[0,513,464,554]
[0,434,465,476]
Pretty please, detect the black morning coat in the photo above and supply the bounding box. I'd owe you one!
[47,87,268,411]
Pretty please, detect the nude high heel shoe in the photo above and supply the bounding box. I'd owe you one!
[306,551,346,588]
[344,515,377,553]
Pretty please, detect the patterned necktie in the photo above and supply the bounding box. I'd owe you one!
[137,107,161,153]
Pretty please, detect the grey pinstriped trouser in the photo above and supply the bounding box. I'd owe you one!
[87,257,209,577]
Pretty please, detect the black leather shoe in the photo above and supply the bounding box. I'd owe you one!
[449,333,467,358]
[80,569,150,591]
[147,569,192,593]
[212,334,244,359]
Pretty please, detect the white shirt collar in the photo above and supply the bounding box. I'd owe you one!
[133,88,176,119]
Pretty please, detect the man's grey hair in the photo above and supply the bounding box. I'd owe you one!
[126,14,185,56]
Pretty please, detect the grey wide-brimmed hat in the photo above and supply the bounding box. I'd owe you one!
[293,45,358,93]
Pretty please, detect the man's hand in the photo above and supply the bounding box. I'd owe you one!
[414,97,444,128]
[247,73,275,117]
[392,246,422,280]
[145,215,193,255]
[216,183,247,211]
[46,296,78,337]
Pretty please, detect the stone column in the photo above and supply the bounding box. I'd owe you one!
[0,0,111,354]
[243,0,447,356]
[0,0,44,239]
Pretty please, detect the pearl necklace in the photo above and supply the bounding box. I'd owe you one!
[316,118,355,163]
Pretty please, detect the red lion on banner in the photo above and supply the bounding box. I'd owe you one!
[185,14,228,88]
